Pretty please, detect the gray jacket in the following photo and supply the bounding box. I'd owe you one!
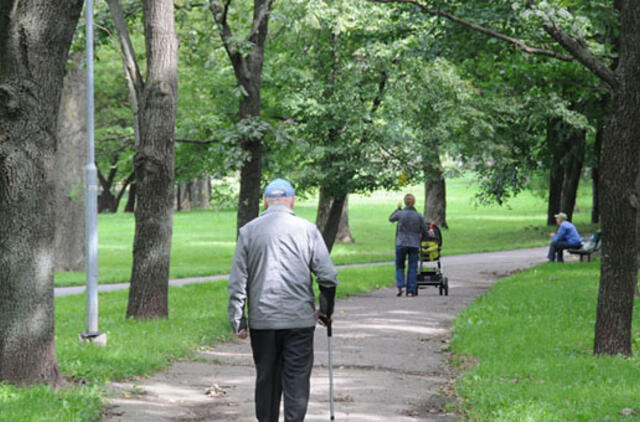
[389,206,427,248]
[228,204,338,332]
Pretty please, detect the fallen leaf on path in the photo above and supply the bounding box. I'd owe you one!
[334,394,354,403]
[440,385,455,398]
[205,384,227,398]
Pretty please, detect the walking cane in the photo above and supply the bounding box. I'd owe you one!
[327,320,335,420]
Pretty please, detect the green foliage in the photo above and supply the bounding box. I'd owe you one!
[209,177,240,210]
[268,0,418,196]
[378,0,610,204]
[451,263,640,421]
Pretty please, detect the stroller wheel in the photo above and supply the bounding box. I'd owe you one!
[444,277,449,296]
[439,285,443,296]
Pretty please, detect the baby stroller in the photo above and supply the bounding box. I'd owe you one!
[416,222,449,296]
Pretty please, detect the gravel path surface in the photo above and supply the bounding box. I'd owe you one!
[102,247,549,421]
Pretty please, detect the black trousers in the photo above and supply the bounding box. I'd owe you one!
[249,327,315,422]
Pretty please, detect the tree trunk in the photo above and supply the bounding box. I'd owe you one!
[320,194,347,253]
[424,178,448,228]
[0,0,83,385]
[127,0,178,319]
[316,188,354,243]
[97,163,120,213]
[547,119,564,225]
[560,129,586,222]
[236,137,262,230]
[592,126,603,224]
[422,144,448,228]
[636,154,640,272]
[55,52,87,272]
[192,174,211,209]
[316,186,332,231]
[98,182,117,213]
[594,1,640,356]
[124,182,136,212]
[336,196,354,243]
[114,171,134,212]
[176,176,211,211]
[548,167,563,225]
[176,181,191,211]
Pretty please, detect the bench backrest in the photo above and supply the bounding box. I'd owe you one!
[592,230,602,251]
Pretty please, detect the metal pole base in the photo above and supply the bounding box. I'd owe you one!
[78,332,107,347]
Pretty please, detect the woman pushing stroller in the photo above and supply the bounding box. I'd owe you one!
[389,193,427,297]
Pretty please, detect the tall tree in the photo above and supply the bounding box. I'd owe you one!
[0,0,84,385]
[209,0,275,232]
[372,0,640,356]
[127,0,178,319]
[107,0,179,319]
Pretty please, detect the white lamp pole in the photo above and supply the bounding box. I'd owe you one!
[81,0,106,346]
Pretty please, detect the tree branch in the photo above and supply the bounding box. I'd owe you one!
[248,0,274,42]
[116,171,136,204]
[371,71,388,114]
[539,15,618,89]
[96,166,110,190]
[370,0,574,62]
[209,0,249,79]
[176,138,221,144]
[209,0,237,58]
[106,0,144,144]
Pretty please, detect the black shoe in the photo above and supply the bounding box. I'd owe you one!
[396,288,403,297]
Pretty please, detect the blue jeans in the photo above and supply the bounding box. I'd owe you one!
[396,246,418,293]
[547,240,581,262]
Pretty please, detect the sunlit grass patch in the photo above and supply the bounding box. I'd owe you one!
[55,178,597,287]
[451,262,640,421]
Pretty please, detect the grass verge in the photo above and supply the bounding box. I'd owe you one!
[0,265,394,422]
[55,178,598,287]
[450,261,640,421]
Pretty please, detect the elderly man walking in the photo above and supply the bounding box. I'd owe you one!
[389,193,427,297]
[228,178,338,422]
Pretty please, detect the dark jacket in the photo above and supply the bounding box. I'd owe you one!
[389,206,427,248]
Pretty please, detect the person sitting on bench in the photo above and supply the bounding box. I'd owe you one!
[547,212,582,263]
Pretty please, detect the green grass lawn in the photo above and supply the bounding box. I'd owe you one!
[0,265,394,422]
[55,177,598,287]
[451,262,640,421]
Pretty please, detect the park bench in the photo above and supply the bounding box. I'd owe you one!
[567,230,602,262]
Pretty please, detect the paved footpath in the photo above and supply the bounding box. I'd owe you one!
[102,247,548,422]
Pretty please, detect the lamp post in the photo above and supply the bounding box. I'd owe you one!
[80,0,106,347]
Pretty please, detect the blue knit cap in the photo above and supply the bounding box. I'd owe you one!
[264,178,295,198]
